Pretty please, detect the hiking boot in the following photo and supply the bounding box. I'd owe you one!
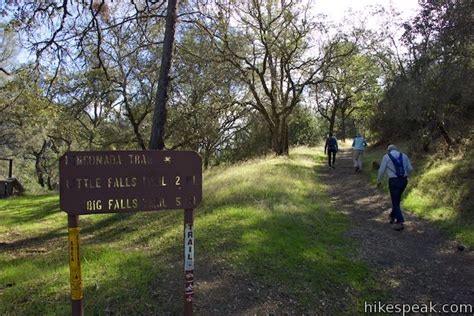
[389,215,395,224]
[394,223,404,231]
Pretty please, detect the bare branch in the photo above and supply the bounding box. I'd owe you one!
[0,68,11,76]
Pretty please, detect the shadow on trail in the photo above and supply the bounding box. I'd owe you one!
[317,149,474,305]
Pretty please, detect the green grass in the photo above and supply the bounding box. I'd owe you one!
[403,155,474,246]
[362,145,474,247]
[0,147,380,314]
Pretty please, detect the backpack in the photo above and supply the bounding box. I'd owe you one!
[388,152,405,178]
[327,137,337,150]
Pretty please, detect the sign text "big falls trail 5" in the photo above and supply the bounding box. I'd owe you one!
[59,151,202,215]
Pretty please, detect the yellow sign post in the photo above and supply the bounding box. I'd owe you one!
[68,227,82,300]
[68,215,83,315]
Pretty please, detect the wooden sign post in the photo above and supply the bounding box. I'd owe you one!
[59,151,202,316]
[67,214,83,316]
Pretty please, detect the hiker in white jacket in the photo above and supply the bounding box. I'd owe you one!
[352,133,367,172]
[376,144,414,231]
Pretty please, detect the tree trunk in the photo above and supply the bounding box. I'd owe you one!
[282,119,289,155]
[88,133,94,151]
[132,120,147,150]
[36,163,45,187]
[270,120,289,156]
[149,0,178,150]
[47,176,54,191]
[271,132,284,155]
[203,152,210,170]
[328,116,335,135]
[341,117,346,141]
[33,141,48,188]
[437,121,453,147]
[123,93,147,150]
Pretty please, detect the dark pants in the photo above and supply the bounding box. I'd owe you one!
[389,177,408,223]
[327,149,337,166]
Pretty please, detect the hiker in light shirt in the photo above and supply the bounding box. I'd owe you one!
[352,133,367,172]
[376,144,414,231]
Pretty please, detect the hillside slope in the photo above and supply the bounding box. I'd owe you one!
[362,145,474,247]
[0,147,379,315]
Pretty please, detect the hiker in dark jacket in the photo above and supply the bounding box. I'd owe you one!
[324,133,338,169]
[376,144,413,231]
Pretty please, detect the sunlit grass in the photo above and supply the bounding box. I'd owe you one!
[362,145,474,247]
[403,156,474,246]
[0,147,380,314]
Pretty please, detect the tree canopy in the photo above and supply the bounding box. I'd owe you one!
[0,0,472,191]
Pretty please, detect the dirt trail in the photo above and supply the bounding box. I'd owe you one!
[319,149,474,306]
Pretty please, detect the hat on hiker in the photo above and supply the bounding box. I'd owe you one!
[387,144,398,152]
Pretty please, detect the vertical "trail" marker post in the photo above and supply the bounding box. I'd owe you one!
[184,208,194,315]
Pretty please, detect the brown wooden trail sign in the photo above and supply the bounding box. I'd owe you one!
[60,150,202,214]
[59,150,202,316]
